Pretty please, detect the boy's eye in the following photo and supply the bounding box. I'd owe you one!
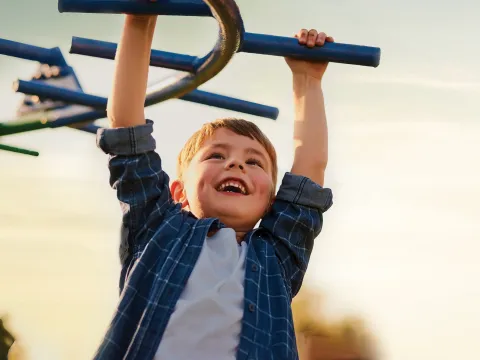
[246,158,264,168]
[207,152,224,160]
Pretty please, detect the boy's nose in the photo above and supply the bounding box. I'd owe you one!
[228,162,244,170]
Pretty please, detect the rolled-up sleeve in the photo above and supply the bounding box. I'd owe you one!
[97,120,175,267]
[259,172,333,297]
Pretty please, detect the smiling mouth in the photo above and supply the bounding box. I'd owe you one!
[216,180,248,195]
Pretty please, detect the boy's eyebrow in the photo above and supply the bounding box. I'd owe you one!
[245,147,268,162]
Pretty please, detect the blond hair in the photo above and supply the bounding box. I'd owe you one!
[177,118,278,189]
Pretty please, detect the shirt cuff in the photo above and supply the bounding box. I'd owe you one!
[96,119,156,155]
[276,172,333,213]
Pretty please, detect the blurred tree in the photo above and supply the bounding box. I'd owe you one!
[6,340,26,360]
[0,317,15,360]
[0,316,26,360]
[292,288,378,360]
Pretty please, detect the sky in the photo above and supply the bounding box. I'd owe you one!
[1,0,480,359]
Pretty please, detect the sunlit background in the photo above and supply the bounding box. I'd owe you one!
[1,0,479,359]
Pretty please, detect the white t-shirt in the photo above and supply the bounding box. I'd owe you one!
[154,228,248,360]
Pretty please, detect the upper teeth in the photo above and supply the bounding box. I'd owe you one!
[217,181,247,195]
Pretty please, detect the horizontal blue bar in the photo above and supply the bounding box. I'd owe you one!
[70,37,199,72]
[14,80,105,108]
[58,0,213,16]
[70,32,380,69]
[241,33,381,68]
[15,79,279,119]
[50,109,106,128]
[77,123,101,133]
[150,85,278,119]
[0,38,67,66]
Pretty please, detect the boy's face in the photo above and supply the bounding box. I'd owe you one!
[172,128,274,232]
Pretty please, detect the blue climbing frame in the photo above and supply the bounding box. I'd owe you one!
[0,0,248,156]
[1,38,277,141]
[1,0,381,156]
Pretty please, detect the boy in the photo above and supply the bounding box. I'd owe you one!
[95,14,333,360]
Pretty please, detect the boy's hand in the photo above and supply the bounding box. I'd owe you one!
[285,29,334,81]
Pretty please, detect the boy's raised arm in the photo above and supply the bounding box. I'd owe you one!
[289,75,327,186]
[287,29,333,187]
[107,15,157,128]
[260,29,334,298]
[97,15,175,276]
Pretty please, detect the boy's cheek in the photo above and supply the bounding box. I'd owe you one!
[255,175,275,196]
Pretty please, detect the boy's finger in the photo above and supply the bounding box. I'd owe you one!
[298,29,308,44]
[307,29,318,47]
[315,32,327,46]
[326,36,335,43]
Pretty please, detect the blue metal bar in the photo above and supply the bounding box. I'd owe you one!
[179,91,278,119]
[241,33,381,68]
[77,123,101,133]
[0,38,67,66]
[14,79,279,119]
[14,80,106,108]
[70,31,380,69]
[58,0,213,16]
[70,36,199,73]
[50,109,105,128]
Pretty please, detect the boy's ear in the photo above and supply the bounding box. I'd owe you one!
[263,195,276,217]
[270,196,276,206]
[170,179,189,209]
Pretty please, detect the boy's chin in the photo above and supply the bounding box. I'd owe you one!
[212,206,263,227]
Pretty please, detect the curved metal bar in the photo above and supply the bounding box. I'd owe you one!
[143,0,244,104]
[70,0,245,106]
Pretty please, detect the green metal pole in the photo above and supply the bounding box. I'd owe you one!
[0,144,39,156]
[0,119,49,136]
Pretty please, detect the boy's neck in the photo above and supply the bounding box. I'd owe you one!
[234,231,247,243]
[207,228,248,244]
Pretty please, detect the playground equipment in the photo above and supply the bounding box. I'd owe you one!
[0,0,381,157]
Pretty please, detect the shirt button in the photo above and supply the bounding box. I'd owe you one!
[251,264,258,272]
[249,303,255,312]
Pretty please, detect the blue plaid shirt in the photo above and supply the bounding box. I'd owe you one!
[94,120,333,360]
